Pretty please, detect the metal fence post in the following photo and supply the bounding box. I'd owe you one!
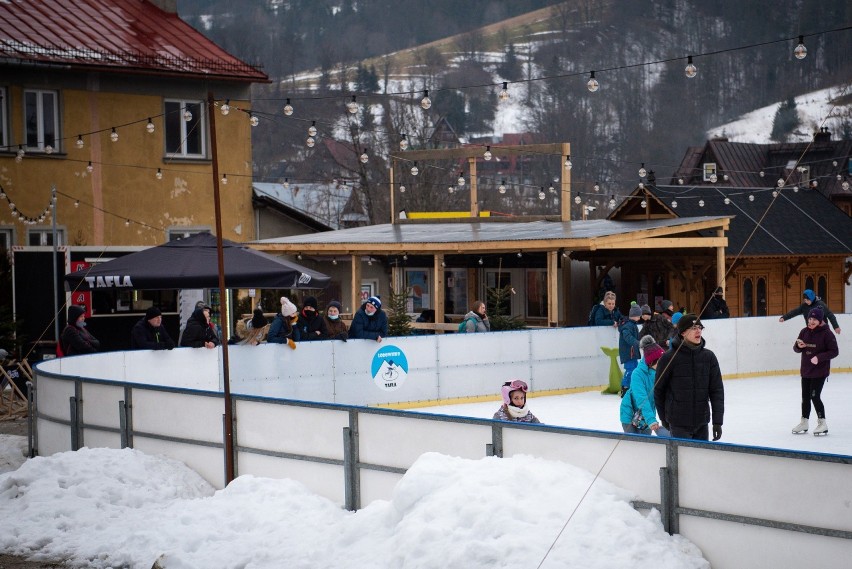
[343,410,360,511]
[123,386,133,448]
[69,396,79,451]
[27,381,36,458]
[119,401,128,449]
[666,441,680,535]
[490,423,503,458]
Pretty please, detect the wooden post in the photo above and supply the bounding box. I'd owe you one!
[562,251,572,324]
[469,156,478,217]
[716,228,726,296]
[547,250,558,326]
[389,161,395,225]
[350,254,362,314]
[561,142,571,221]
[434,253,445,333]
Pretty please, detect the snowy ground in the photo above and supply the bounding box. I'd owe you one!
[0,373,848,568]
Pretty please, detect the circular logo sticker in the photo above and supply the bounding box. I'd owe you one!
[371,345,408,391]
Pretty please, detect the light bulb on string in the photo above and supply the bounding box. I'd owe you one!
[593,182,600,192]
[76,135,84,148]
[306,136,315,148]
[772,190,778,198]
[411,162,419,176]
[685,56,697,78]
[478,257,484,266]
[399,134,409,151]
[249,114,259,127]
[420,90,431,110]
[308,121,317,137]
[640,199,647,209]
[499,82,509,102]
[146,118,155,133]
[498,180,506,194]
[671,200,678,208]
[549,185,556,194]
[564,155,572,170]
[638,181,645,189]
[699,199,705,207]
[183,108,192,122]
[86,161,93,173]
[221,174,228,185]
[759,171,765,177]
[748,194,755,201]
[483,146,492,161]
[360,149,369,164]
[538,187,545,200]
[399,184,406,194]
[457,172,465,187]
[709,173,717,183]
[220,100,230,116]
[724,197,731,205]
[608,195,616,209]
[794,35,807,60]
[74,200,80,208]
[638,163,647,178]
[156,168,163,180]
[586,71,599,92]
[346,95,358,114]
[283,178,290,188]
[110,128,118,142]
[723,174,729,181]
[448,185,454,194]
[516,252,522,258]
[837,174,842,181]
[367,258,373,266]
[678,177,684,185]
[777,178,785,188]
[332,258,338,265]
[842,179,850,191]
[16,146,25,159]
[283,98,293,116]
[574,193,581,205]
[44,145,53,154]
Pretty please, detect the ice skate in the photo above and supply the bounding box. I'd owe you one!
[791,417,809,434]
[813,418,828,436]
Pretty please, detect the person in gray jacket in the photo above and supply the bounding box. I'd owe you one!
[461,300,491,333]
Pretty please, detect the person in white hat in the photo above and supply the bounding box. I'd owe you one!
[268,296,298,349]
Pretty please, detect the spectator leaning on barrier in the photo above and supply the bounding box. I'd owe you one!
[295,296,328,342]
[780,289,840,335]
[130,307,175,350]
[349,296,388,342]
[588,291,621,327]
[268,297,298,349]
[323,300,349,341]
[60,305,100,356]
[654,314,724,441]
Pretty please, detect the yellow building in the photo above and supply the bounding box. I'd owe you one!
[0,0,268,249]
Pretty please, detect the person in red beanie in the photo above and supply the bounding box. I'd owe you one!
[620,335,669,436]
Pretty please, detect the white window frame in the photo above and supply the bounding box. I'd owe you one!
[164,99,206,158]
[702,162,717,182]
[27,227,65,246]
[24,89,60,152]
[0,86,8,150]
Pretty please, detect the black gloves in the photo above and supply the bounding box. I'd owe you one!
[712,424,722,441]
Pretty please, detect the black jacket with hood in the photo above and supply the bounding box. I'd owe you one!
[654,336,724,430]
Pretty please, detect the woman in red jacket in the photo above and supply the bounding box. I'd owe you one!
[791,307,839,436]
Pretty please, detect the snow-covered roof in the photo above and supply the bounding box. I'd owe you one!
[253,182,368,230]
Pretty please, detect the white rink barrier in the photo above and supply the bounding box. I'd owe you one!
[31,314,852,568]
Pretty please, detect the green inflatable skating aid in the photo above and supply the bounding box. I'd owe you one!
[600,346,621,395]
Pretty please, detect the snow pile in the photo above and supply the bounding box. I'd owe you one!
[0,447,708,568]
[0,434,26,474]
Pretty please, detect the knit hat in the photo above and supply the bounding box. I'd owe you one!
[640,304,652,315]
[250,308,267,329]
[807,307,824,322]
[714,286,724,295]
[145,306,162,320]
[671,311,683,325]
[639,335,656,350]
[677,313,702,334]
[628,304,643,318]
[302,296,318,309]
[327,300,342,312]
[803,289,816,302]
[660,300,674,315]
[280,296,298,317]
[195,300,211,311]
[644,343,665,366]
[68,305,86,323]
[367,296,382,310]
[501,379,528,406]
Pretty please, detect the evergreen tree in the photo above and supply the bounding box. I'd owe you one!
[486,285,525,331]
[498,42,522,82]
[770,97,799,142]
[386,288,413,336]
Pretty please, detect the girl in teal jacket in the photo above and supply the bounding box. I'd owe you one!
[620,337,669,436]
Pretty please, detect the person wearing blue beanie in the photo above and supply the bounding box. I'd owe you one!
[780,289,841,335]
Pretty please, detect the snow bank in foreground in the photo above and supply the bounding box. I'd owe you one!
[0,448,708,569]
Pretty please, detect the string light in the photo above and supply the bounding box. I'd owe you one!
[146,118,155,133]
[410,162,419,176]
[724,197,731,205]
[110,128,118,142]
[125,219,130,227]
[685,56,697,78]
[249,114,259,127]
[221,174,228,185]
[777,178,785,187]
[399,134,408,150]
[640,199,647,208]
[499,180,506,194]
[74,200,80,208]
[220,100,230,115]
[671,200,678,208]
[483,146,492,161]
[156,168,163,180]
[709,173,718,183]
[678,177,684,185]
[44,145,53,154]
[448,185,454,194]
[478,257,484,265]
[420,90,431,110]
[346,95,358,114]
[638,163,647,177]
[574,193,581,204]
[399,184,406,193]
[360,149,369,163]
[698,199,705,207]
[587,71,599,92]
[499,82,509,102]
[749,194,755,201]
[608,195,616,209]
[183,108,192,122]
[283,178,290,188]
[842,179,850,191]
[538,187,545,200]
[760,171,765,177]
[516,251,522,258]
[564,155,572,170]
[794,35,807,59]
[86,161,93,173]
[308,121,317,137]
[283,98,293,116]
[76,135,84,148]
[457,172,465,187]
[306,136,315,148]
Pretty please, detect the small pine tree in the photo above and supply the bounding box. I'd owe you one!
[486,284,526,331]
[770,97,799,142]
[386,288,413,337]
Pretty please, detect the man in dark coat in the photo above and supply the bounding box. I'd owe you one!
[130,307,175,350]
[60,305,100,355]
[654,314,724,441]
[703,287,730,319]
[780,289,841,335]
[641,300,675,348]
[349,296,388,342]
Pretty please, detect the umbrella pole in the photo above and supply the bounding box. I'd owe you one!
[208,92,235,484]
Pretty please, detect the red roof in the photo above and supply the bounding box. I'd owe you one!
[0,0,268,82]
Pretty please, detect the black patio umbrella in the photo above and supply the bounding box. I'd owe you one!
[64,233,330,291]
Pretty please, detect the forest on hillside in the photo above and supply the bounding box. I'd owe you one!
[177,0,852,222]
